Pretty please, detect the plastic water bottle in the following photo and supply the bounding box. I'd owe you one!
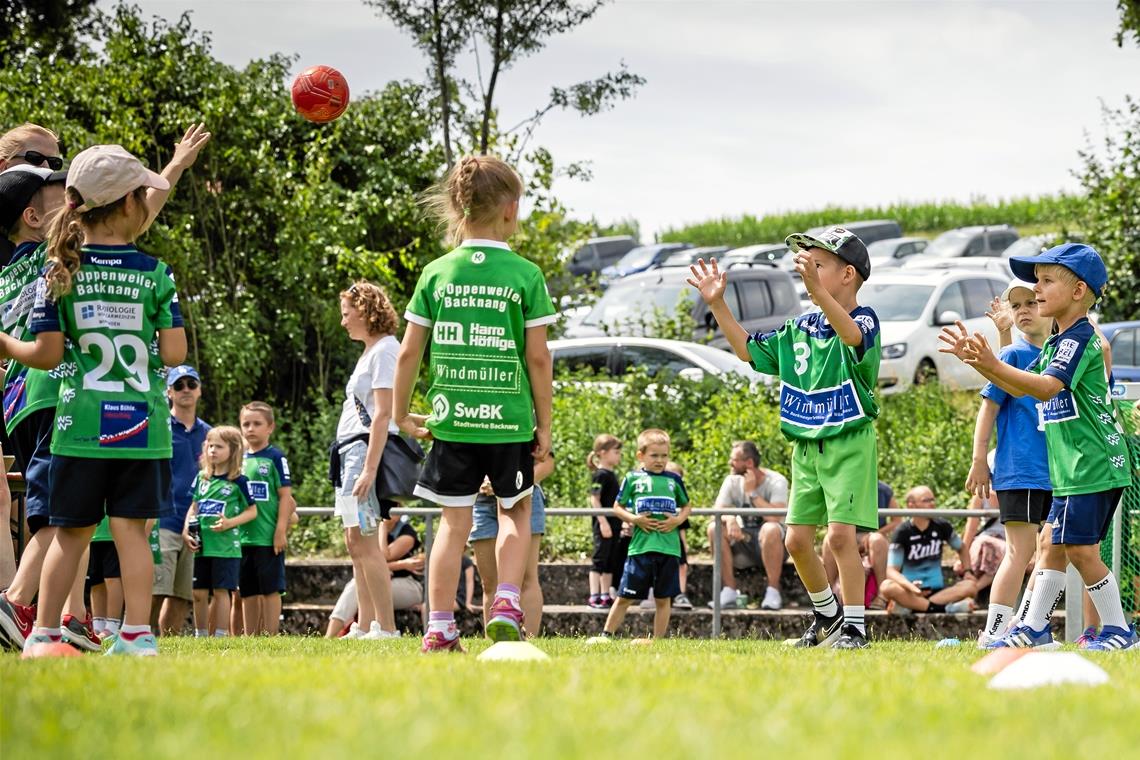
[736,593,749,609]
[187,517,201,555]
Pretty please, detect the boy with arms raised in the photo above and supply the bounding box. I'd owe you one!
[689,226,881,649]
[942,243,1135,650]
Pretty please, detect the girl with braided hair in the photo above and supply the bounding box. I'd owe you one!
[394,155,556,652]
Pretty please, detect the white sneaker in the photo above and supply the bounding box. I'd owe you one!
[343,622,365,639]
[362,621,400,640]
[761,587,782,611]
[708,587,739,608]
[976,629,1004,649]
[377,628,401,639]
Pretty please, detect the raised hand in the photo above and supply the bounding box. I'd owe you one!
[793,250,821,297]
[962,332,998,372]
[985,297,1013,333]
[169,122,211,171]
[686,258,727,304]
[937,320,971,362]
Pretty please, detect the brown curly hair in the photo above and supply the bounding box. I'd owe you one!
[339,281,399,337]
[421,154,523,246]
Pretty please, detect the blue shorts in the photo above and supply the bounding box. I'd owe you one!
[618,552,681,601]
[239,545,286,596]
[8,409,54,533]
[193,556,240,591]
[469,484,546,543]
[1048,489,1124,546]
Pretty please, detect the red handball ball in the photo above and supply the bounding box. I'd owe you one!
[291,65,350,123]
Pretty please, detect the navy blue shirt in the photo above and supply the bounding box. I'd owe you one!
[159,415,211,532]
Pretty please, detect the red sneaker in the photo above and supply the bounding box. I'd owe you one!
[420,630,465,653]
[0,591,36,649]
[61,613,102,652]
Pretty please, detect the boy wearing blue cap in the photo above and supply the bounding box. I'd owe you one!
[940,243,1135,651]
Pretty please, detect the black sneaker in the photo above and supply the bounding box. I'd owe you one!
[792,609,843,648]
[832,624,869,649]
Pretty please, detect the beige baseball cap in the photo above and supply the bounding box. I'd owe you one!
[1001,278,1037,302]
[67,145,168,212]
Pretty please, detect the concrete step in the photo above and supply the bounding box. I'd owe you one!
[281,602,1067,641]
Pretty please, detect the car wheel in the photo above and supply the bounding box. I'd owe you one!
[914,359,937,385]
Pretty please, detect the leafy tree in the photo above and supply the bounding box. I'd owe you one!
[1073,96,1140,321]
[0,0,98,65]
[1118,0,1140,47]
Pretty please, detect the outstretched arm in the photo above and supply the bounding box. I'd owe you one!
[794,251,862,347]
[687,258,750,361]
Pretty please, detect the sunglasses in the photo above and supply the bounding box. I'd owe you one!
[171,379,199,391]
[11,151,64,171]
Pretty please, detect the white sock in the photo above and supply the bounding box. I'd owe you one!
[30,626,61,641]
[984,604,1014,636]
[843,605,866,635]
[121,624,150,635]
[93,617,107,635]
[1023,570,1065,631]
[1086,573,1128,630]
[808,587,839,618]
[195,628,209,638]
[213,629,228,637]
[1015,586,1034,623]
[105,619,121,636]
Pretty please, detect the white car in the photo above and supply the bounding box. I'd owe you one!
[902,255,1013,279]
[858,270,1010,393]
[867,236,928,270]
[549,337,768,385]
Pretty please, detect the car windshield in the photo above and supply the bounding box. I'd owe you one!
[867,240,900,257]
[583,278,692,328]
[613,246,659,270]
[858,283,935,321]
[925,231,971,258]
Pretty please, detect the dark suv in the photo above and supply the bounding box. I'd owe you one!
[566,262,799,350]
[567,236,638,277]
[922,225,1019,259]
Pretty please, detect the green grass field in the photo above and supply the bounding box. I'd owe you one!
[3,638,1137,758]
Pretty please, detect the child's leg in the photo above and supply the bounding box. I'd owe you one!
[522,534,543,633]
[589,571,601,596]
[90,583,107,622]
[64,545,90,620]
[241,594,261,636]
[6,527,54,605]
[1082,588,1100,629]
[34,526,97,631]
[106,577,123,631]
[985,523,1037,635]
[828,524,864,606]
[1066,544,1127,630]
[263,593,282,635]
[785,524,828,592]
[866,532,889,588]
[653,596,672,639]
[230,591,243,636]
[0,457,12,588]
[494,495,532,592]
[472,537,497,625]
[428,508,474,614]
[603,597,633,634]
[211,588,231,635]
[108,518,154,627]
[601,573,613,598]
[192,590,209,632]
[822,538,839,590]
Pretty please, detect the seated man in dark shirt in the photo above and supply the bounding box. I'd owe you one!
[880,486,978,614]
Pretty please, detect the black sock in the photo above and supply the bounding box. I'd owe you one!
[926,602,946,613]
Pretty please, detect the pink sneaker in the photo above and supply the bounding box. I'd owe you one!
[485,596,525,642]
[420,630,465,653]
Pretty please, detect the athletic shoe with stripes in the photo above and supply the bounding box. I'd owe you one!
[105,631,158,656]
[420,630,465,653]
[1080,625,1138,651]
[832,624,869,649]
[61,614,102,653]
[792,609,844,648]
[485,596,525,642]
[986,623,1060,650]
[0,591,35,649]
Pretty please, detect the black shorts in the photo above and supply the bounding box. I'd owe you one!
[414,439,535,508]
[996,489,1052,525]
[617,552,681,601]
[193,555,240,591]
[86,540,121,585]
[591,517,623,572]
[239,545,286,596]
[9,408,55,534]
[48,456,172,528]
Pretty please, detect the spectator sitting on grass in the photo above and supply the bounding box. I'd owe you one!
[706,441,789,610]
[880,486,977,615]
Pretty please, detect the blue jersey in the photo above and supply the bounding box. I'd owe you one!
[980,336,1052,491]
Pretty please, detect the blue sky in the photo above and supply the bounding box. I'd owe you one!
[109,1,1139,237]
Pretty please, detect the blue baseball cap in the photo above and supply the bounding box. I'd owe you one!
[166,365,200,387]
[1009,243,1107,297]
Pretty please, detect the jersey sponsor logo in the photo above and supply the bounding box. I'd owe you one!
[1054,338,1078,366]
[1040,390,1079,425]
[515,471,523,489]
[1111,455,1126,469]
[248,480,270,502]
[433,355,520,392]
[633,496,677,515]
[778,380,866,429]
[221,484,234,497]
[453,402,504,420]
[88,256,123,267]
[198,499,226,517]
[906,540,943,562]
[431,393,450,421]
[1,281,37,330]
[98,400,149,448]
[854,314,876,334]
[73,300,143,331]
[469,323,516,351]
[434,321,465,345]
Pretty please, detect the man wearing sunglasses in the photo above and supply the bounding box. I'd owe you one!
[152,365,211,634]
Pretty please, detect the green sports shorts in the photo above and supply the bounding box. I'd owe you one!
[787,424,878,530]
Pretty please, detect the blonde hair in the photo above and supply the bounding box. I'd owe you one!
[0,123,58,162]
[201,426,245,480]
[636,428,670,452]
[43,186,144,298]
[339,281,399,336]
[665,460,684,477]
[422,155,523,246]
[240,401,275,426]
[586,433,621,471]
[1035,263,1097,308]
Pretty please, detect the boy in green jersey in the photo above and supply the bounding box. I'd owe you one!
[942,243,1136,651]
[238,402,295,635]
[689,226,881,649]
[593,429,690,642]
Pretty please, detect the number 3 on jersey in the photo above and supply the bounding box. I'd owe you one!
[793,342,810,376]
[80,333,150,392]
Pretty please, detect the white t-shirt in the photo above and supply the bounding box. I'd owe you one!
[714,468,789,530]
[336,335,400,442]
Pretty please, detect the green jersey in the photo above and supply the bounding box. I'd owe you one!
[240,445,291,547]
[616,469,689,557]
[0,241,59,434]
[1030,318,1132,496]
[29,245,183,458]
[405,241,557,444]
[747,306,881,441]
[191,473,256,558]
[91,515,113,542]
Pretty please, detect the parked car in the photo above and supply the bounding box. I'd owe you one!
[661,246,730,267]
[599,242,691,282]
[1101,321,1140,382]
[565,263,799,350]
[567,235,638,277]
[903,256,1013,279]
[866,236,928,270]
[550,337,768,384]
[722,243,788,265]
[779,220,904,270]
[918,225,1019,260]
[1000,232,1082,260]
[858,269,1010,392]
